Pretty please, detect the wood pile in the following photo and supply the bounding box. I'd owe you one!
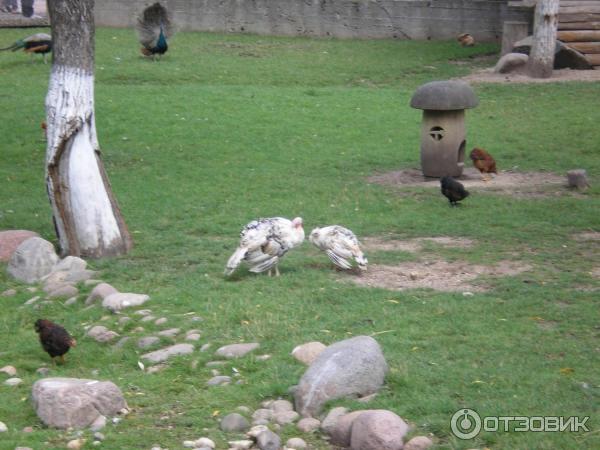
[557,0,600,68]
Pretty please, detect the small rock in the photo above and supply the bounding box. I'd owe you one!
[296,417,320,432]
[0,365,17,376]
[237,406,251,414]
[118,316,131,326]
[22,426,34,432]
[291,341,326,365]
[4,377,22,386]
[0,421,7,432]
[138,337,160,349]
[1,288,16,297]
[191,316,203,322]
[67,438,85,449]
[200,343,211,352]
[215,343,260,359]
[183,441,196,448]
[48,284,79,299]
[84,279,102,286]
[247,424,269,437]
[286,437,307,449]
[252,408,273,422]
[85,283,118,306]
[270,399,293,413]
[132,326,145,333]
[146,364,167,374]
[194,437,216,448]
[154,317,168,325]
[134,309,152,316]
[220,413,250,432]
[462,291,474,297]
[52,255,87,273]
[87,325,119,343]
[328,410,366,447]
[206,361,227,367]
[24,296,40,305]
[141,343,195,363]
[228,439,253,450]
[256,428,281,450]
[256,354,271,361]
[15,447,33,450]
[141,315,156,322]
[102,292,150,313]
[207,375,232,386]
[273,410,299,425]
[404,435,434,450]
[350,410,409,450]
[157,328,180,338]
[186,333,201,341]
[93,432,105,441]
[90,415,107,431]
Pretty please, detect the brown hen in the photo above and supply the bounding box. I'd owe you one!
[470,147,497,181]
[34,319,76,364]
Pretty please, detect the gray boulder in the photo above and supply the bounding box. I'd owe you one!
[404,436,434,450]
[31,377,127,429]
[255,428,281,450]
[494,53,529,74]
[87,326,119,343]
[349,410,409,450]
[0,230,39,262]
[8,237,58,283]
[294,336,388,417]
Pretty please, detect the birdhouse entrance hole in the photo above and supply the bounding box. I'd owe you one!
[429,126,445,141]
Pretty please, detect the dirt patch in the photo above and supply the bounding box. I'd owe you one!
[346,259,532,292]
[460,68,600,84]
[369,167,565,190]
[572,232,600,242]
[362,236,474,253]
[591,267,600,279]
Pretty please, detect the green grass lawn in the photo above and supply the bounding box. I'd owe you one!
[0,27,599,450]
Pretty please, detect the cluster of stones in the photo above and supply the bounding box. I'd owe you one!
[2,231,435,449]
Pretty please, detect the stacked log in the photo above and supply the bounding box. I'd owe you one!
[557,0,600,68]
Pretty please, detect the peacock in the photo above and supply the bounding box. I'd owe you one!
[136,2,173,59]
[0,33,52,63]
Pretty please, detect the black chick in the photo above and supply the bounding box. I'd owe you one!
[440,176,469,206]
[34,319,76,364]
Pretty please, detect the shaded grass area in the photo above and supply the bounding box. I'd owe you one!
[0,27,599,449]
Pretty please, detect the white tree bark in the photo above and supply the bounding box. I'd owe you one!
[45,0,132,258]
[527,0,559,78]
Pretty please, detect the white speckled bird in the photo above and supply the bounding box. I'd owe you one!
[309,225,367,271]
[225,217,305,277]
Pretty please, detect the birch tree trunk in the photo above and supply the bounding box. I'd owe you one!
[45,0,132,258]
[526,0,559,78]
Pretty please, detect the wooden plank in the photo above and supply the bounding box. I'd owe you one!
[560,1,600,5]
[567,41,600,52]
[559,13,600,22]
[585,53,600,64]
[559,6,600,13]
[557,30,600,40]
[558,21,600,30]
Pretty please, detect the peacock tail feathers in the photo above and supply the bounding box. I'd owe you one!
[136,2,173,52]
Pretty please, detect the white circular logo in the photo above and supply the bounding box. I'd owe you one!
[451,408,482,439]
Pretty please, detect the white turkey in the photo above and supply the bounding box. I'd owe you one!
[225,217,305,277]
[309,225,367,271]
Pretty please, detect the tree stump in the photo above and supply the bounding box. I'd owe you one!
[567,169,590,190]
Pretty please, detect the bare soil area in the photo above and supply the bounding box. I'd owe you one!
[362,236,474,253]
[345,259,532,292]
[368,167,569,197]
[460,68,600,84]
[572,232,600,242]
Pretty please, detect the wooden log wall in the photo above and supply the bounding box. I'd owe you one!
[557,0,600,68]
